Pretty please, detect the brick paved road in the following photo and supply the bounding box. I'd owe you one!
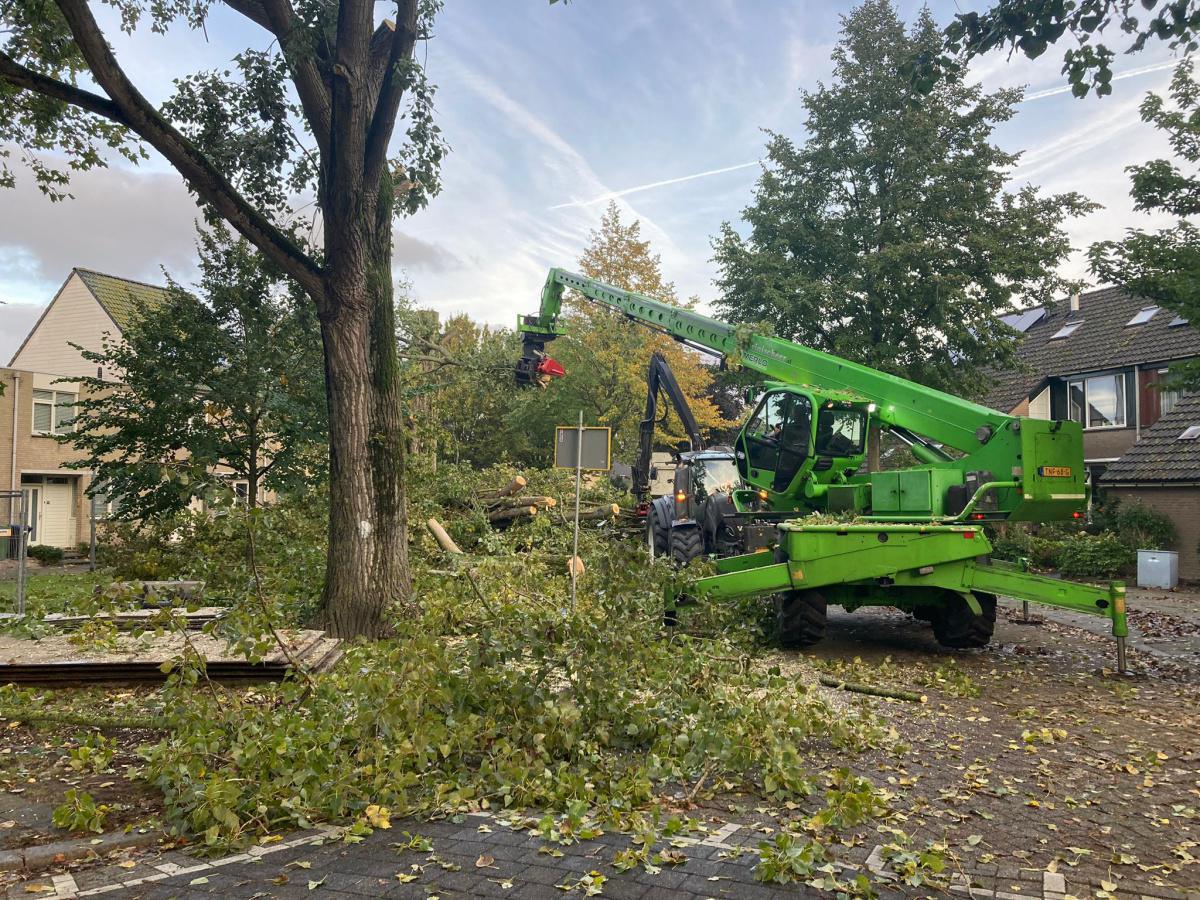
[6,597,1198,900]
[14,809,1117,899]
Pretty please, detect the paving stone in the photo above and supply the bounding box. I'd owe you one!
[632,868,689,890]
[596,878,648,900]
[496,884,569,900]
[512,864,563,886]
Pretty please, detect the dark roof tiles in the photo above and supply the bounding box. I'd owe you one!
[984,286,1200,412]
[1101,393,1200,484]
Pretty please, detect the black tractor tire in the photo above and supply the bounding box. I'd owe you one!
[931,592,997,649]
[776,590,828,648]
[670,526,704,567]
[648,499,670,557]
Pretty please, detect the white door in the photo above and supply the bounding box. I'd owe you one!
[31,479,72,548]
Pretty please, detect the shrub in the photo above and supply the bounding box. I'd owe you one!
[1054,532,1136,578]
[1114,502,1176,551]
[27,544,64,565]
[98,498,327,623]
[986,526,1063,571]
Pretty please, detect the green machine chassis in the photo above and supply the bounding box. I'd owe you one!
[517,269,1130,671]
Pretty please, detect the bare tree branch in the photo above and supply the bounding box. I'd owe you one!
[49,0,325,297]
[364,2,417,190]
[223,0,333,158]
[0,51,132,125]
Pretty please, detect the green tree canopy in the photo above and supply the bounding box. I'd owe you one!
[919,0,1199,99]
[0,0,449,637]
[1090,63,1200,391]
[713,0,1094,397]
[67,226,327,520]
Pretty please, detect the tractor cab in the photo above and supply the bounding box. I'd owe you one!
[735,386,871,504]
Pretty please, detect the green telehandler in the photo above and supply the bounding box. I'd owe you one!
[515,269,1129,670]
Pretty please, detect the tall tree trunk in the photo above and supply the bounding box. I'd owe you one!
[316,176,410,639]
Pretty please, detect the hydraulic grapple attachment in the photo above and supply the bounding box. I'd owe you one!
[514,318,566,388]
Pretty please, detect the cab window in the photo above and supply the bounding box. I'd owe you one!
[694,458,740,497]
[741,391,812,490]
[815,407,866,457]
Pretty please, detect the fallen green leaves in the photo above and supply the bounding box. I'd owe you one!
[132,466,887,852]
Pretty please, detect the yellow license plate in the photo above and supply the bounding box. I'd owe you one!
[1038,466,1072,478]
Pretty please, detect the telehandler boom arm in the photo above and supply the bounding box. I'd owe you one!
[522,268,1006,453]
[518,268,1088,525]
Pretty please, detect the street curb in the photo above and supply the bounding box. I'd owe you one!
[0,828,165,872]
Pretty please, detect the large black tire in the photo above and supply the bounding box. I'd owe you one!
[648,499,670,557]
[931,592,997,649]
[776,590,827,648]
[670,526,704,567]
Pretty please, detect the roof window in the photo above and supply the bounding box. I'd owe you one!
[1179,425,1200,441]
[1050,320,1083,340]
[1169,315,1189,327]
[1126,306,1159,326]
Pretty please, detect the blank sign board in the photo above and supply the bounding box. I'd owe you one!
[554,426,612,471]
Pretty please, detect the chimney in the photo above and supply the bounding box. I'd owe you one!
[1069,291,1080,313]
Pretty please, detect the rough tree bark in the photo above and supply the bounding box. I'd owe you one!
[0,0,428,638]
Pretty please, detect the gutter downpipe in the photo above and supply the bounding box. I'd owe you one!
[1133,365,1141,441]
[9,372,18,523]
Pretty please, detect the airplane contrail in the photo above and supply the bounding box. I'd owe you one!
[548,160,761,210]
[1023,58,1181,101]
[549,59,1182,211]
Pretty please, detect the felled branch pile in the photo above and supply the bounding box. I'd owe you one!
[455,474,628,529]
[475,475,558,524]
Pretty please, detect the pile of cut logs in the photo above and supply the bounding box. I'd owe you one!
[479,476,558,524]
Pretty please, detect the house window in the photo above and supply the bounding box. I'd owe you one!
[232,481,249,506]
[32,390,76,435]
[1156,369,1184,416]
[1068,374,1126,429]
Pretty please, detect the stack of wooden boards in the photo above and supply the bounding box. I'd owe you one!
[0,604,341,684]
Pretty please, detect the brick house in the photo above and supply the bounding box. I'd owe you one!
[986,286,1199,579]
[1101,394,1200,580]
[2,269,169,548]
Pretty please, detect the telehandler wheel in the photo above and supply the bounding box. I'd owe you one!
[776,590,827,648]
[931,592,997,649]
[648,499,670,557]
[670,526,704,567]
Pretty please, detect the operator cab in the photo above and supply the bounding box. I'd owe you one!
[736,388,869,496]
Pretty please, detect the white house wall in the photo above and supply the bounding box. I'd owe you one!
[9,273,120,378]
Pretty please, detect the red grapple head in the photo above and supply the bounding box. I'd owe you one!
[536,357,565,378]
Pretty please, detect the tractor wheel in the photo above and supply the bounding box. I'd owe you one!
[648,499,670,557]
[776,590,827,648]
[670,526,704,567]
[931,592,997,649]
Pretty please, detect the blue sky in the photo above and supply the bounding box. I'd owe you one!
[0,0,1182,362]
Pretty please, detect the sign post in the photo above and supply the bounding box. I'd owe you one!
[553,422,612,611]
